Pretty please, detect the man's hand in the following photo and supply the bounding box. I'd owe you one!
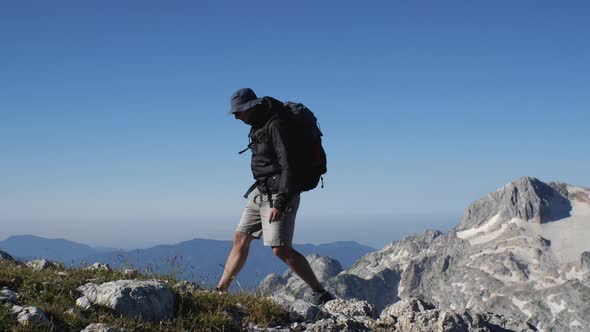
[269,208,283,223]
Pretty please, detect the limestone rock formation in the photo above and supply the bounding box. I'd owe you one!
[375,297,537,331]
[270,295,325,322]
[260,254,342,301]
[261,177,590,331]
[76,279,175,321]
[10,305,50,326]
[322,298,376,318]
[25,258,63,271]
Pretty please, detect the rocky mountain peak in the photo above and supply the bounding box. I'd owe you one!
[262,177,590,331]
[283,253,343,283]
[456,176,577,231]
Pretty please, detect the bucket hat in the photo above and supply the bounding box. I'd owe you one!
[229,88,263,114]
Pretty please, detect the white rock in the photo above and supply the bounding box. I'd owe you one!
[81,323,118,332]
[11,305,49,326]
[84,263,112,271]
[380,297,435,321]
[77,279,175,321]
[323,298,376,318]
[306,315,373,331]
[0,287,18,304]
[123,268,139,278]
[10,304,23,314]
[76,296,92,311]
[25,258,62,271]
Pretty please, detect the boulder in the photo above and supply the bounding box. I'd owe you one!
[10,305,50,326]
[306,314,373,332]
[323,298,376,318]
[0,287,19,304]
[84,262,112,271]
[379,297,435,323]
[25,258,62,271]
[271,295,324,322]
[260,254,342,300]
[76,279,175,321]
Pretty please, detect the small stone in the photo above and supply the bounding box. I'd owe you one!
[0,287,19,304]
[84,263,112,271]
[81,323,119,332]
[123,268,139,278]
[64,307,82,318]
[173,280,199,295]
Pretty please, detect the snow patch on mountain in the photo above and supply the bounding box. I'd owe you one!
[527,200,590,263]
[458,215,524,245]
[457,213,502,239]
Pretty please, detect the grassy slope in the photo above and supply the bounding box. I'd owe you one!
[0,260,289,331]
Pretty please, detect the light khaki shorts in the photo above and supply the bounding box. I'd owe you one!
[235,189,301,246]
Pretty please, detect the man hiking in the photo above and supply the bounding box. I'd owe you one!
[216,88,335,305]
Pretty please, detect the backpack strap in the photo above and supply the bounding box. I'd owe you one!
[243,180,259,199]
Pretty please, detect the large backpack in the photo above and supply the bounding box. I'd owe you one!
[241,97,327,198]
[280,101,327,192]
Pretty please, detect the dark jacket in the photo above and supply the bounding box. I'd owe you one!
[248,99,296,211]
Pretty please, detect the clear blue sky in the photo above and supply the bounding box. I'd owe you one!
[1,1,589,248]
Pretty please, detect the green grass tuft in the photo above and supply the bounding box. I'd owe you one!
[0,260,289,331]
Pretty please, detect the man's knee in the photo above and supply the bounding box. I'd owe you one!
[272,246,295,260]
[233,231,253,249]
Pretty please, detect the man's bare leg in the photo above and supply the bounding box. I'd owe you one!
[272,245,324,292]
[216,231,254,291]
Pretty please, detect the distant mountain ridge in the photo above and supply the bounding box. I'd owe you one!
[0,235,374,289]
[0,235,118,262]
[262,177,590,331]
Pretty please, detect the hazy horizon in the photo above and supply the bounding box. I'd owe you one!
[0,213,458,250]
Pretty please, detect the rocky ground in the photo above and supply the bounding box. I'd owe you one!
[1,247,540,331]
[261,177,590,332]
[1,250,288,331]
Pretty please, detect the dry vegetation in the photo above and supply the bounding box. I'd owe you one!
[0,260,289,331]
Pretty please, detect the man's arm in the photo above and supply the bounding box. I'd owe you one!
[268,119,294,212]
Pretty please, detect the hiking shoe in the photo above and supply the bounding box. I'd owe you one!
[311,289,336,305]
